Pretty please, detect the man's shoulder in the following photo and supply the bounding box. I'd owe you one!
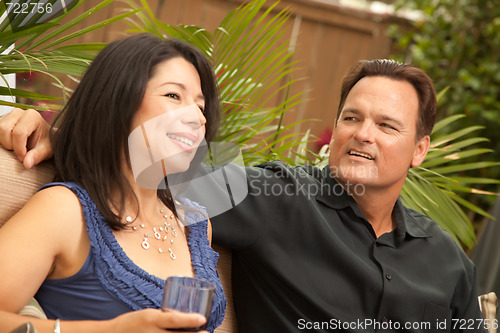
[403,205,468,253]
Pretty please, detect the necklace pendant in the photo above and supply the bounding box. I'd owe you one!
[168,248,176,260]
[141,238,150,250]
[126,216,132,223]
[154,229,161,240]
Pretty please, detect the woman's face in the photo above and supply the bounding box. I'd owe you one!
[128,57,207,187]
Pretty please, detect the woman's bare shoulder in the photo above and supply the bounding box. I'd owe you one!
[5,185,84,234]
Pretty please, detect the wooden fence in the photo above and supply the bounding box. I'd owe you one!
[33,0,409,152]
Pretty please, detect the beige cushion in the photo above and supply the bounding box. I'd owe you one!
[213,245,238,332]
[17,299,47,320]
[0,148,55,227]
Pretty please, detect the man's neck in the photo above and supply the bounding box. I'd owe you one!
[349,183,402,238]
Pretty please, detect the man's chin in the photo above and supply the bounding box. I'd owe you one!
[329,163,378,180]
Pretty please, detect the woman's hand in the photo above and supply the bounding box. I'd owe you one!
[0,108,52,169]
[111,308,208,333]
[1,308,208,333]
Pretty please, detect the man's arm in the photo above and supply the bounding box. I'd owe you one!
[0,108,52,169]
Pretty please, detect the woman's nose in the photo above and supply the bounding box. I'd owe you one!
[182,104,206,129]
[197,108,207,127]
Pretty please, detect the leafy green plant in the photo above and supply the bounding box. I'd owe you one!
[125,0,308,165]
[402,114,499,248]
[0,0,139,111]
[389,0,500,199]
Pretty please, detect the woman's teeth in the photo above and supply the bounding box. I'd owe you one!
[167,134,194,147]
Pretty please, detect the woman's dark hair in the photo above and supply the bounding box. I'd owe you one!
[51,33,220,230]
[336,59,437,140]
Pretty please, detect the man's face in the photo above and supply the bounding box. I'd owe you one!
[328,76,429,192]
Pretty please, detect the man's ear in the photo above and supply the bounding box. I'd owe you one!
[411,135,430,168]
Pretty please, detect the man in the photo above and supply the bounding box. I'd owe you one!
[0,60,487,332]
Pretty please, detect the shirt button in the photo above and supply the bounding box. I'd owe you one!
[386,273,392,280]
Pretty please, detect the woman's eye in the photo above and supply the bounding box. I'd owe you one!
[164,93,180,100]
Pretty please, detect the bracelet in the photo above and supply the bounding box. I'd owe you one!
[54,318,61,333]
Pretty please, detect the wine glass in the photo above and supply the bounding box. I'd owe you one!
[162,276,216,331]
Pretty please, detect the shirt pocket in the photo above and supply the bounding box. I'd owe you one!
[422,302,452,332]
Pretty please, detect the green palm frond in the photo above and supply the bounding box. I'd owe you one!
[401,114,499,248]
[0,0,139,110]
[126,0,308,165]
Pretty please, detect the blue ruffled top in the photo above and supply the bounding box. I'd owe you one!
[35,182,225,332]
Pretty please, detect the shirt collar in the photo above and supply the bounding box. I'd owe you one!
[396,200,432,239]
[316,165,431,243]
[315,165,357,210]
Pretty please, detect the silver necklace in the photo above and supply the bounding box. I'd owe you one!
[125,207,179,260]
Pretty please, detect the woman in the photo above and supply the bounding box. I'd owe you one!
[0,33,225,332]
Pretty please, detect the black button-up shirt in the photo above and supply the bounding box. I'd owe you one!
[210,162,485,332]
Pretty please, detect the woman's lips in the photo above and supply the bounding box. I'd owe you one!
[166,133,198,153]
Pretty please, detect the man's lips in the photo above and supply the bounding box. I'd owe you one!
[348,150,375,160]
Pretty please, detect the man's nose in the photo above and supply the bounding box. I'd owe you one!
[353,121,375,143]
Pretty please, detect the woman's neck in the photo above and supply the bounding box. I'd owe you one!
[115,165,168,227]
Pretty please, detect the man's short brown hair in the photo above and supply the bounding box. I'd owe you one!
[336,59,437,140]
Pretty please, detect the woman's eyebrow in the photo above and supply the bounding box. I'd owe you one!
[158,81,186,89]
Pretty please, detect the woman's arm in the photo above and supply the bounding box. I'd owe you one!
[1,308,208,333]
[0,187,77,313]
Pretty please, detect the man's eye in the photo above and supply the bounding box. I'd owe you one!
[380,123,395,130]
[344,117,357,121]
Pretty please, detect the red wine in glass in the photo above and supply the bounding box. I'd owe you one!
[162,276,215,331]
